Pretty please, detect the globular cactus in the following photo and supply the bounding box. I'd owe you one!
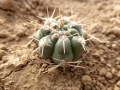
[34,15,86,64]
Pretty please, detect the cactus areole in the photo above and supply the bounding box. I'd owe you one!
[34,16,86,64]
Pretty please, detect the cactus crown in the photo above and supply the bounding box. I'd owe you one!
[34,11,87,64]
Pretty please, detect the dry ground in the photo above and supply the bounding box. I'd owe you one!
[0,0,120,90]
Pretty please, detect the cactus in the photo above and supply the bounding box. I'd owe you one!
[34,15,87,64]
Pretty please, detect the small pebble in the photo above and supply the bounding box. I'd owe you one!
[2,59,8,63]
[82,75,93,90]
[111,27,120,37]
[114,86,120,90]
[106,63,112,67]
[93,52,100,58]
[20,8,26,13]
[0,31,9,38]
[100,57,106,64]
[95,86,100,90]
[112,44,118,49]
[82,75,92,83]
[0,17,6,25]
[0,44,6,50]
[42,63,48,68]
[31,10,37,16]
[116,81,120,87]
[99,68,107,76]
[105,72,113,79]
[0,50,5,59]
[117,71,120,78]
[96,82,103,88]
[115,61,119,65]
[116,57,120,62]
[38,12,44,17]
[8,35,16,41]
[111,68,117,75]
[116,65,120,70]
[17,30,26,37]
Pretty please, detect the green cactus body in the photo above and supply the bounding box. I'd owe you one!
[72,25,86,39]
[34,29,41,44]
[40,27,51,36]
[68,28,79,36]
[34,26,51,44]
[51,33,59,44]
[63,24,71,30]
[38,35,54,59]
[34,16,86,64]
[52,36,73,64]
[50,22,60,29]
[72,25,83,36]
[71,36,84,61]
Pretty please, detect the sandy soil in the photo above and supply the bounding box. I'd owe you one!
[0,0,120,90]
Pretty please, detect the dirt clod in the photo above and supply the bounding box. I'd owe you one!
[117,71,120,78]
[0,50,5,59]
[0,31,9,38]
[0,17,6,25]
[82,75,93,90]
[105,72,113,79]
[99,68,107,76]
[116,57,120,62]
[0,44,7,50]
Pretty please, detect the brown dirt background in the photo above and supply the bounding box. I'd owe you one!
[0,0,120,90]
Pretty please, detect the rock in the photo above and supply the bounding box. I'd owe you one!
[106,63,112,67]
[114,86,120,90]
[82,75,92,83]
[114,81,120,90]
[111,27,120,37]
[42,63,48,68]
[100,57,106,64]
[0,31,9,38]
[116,65,120,70]
[111,68,117,75]
[93,51,100,58]
[8,35,16,41]
[96,82,104,89]
[105,72,113,79]
[31,10,37,16]
[82,75,93,90]
[117,71,120,78]
[116,57,120,62]
[95,86,100,90]
[99,68,107,76]
[116,81,120,87]
[0,50,5,59]
[0,44,6,50]
[112,44,118,50]
[115,61,119,65]
[0,17,6,25]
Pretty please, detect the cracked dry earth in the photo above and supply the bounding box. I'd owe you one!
[0,0,120,90]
